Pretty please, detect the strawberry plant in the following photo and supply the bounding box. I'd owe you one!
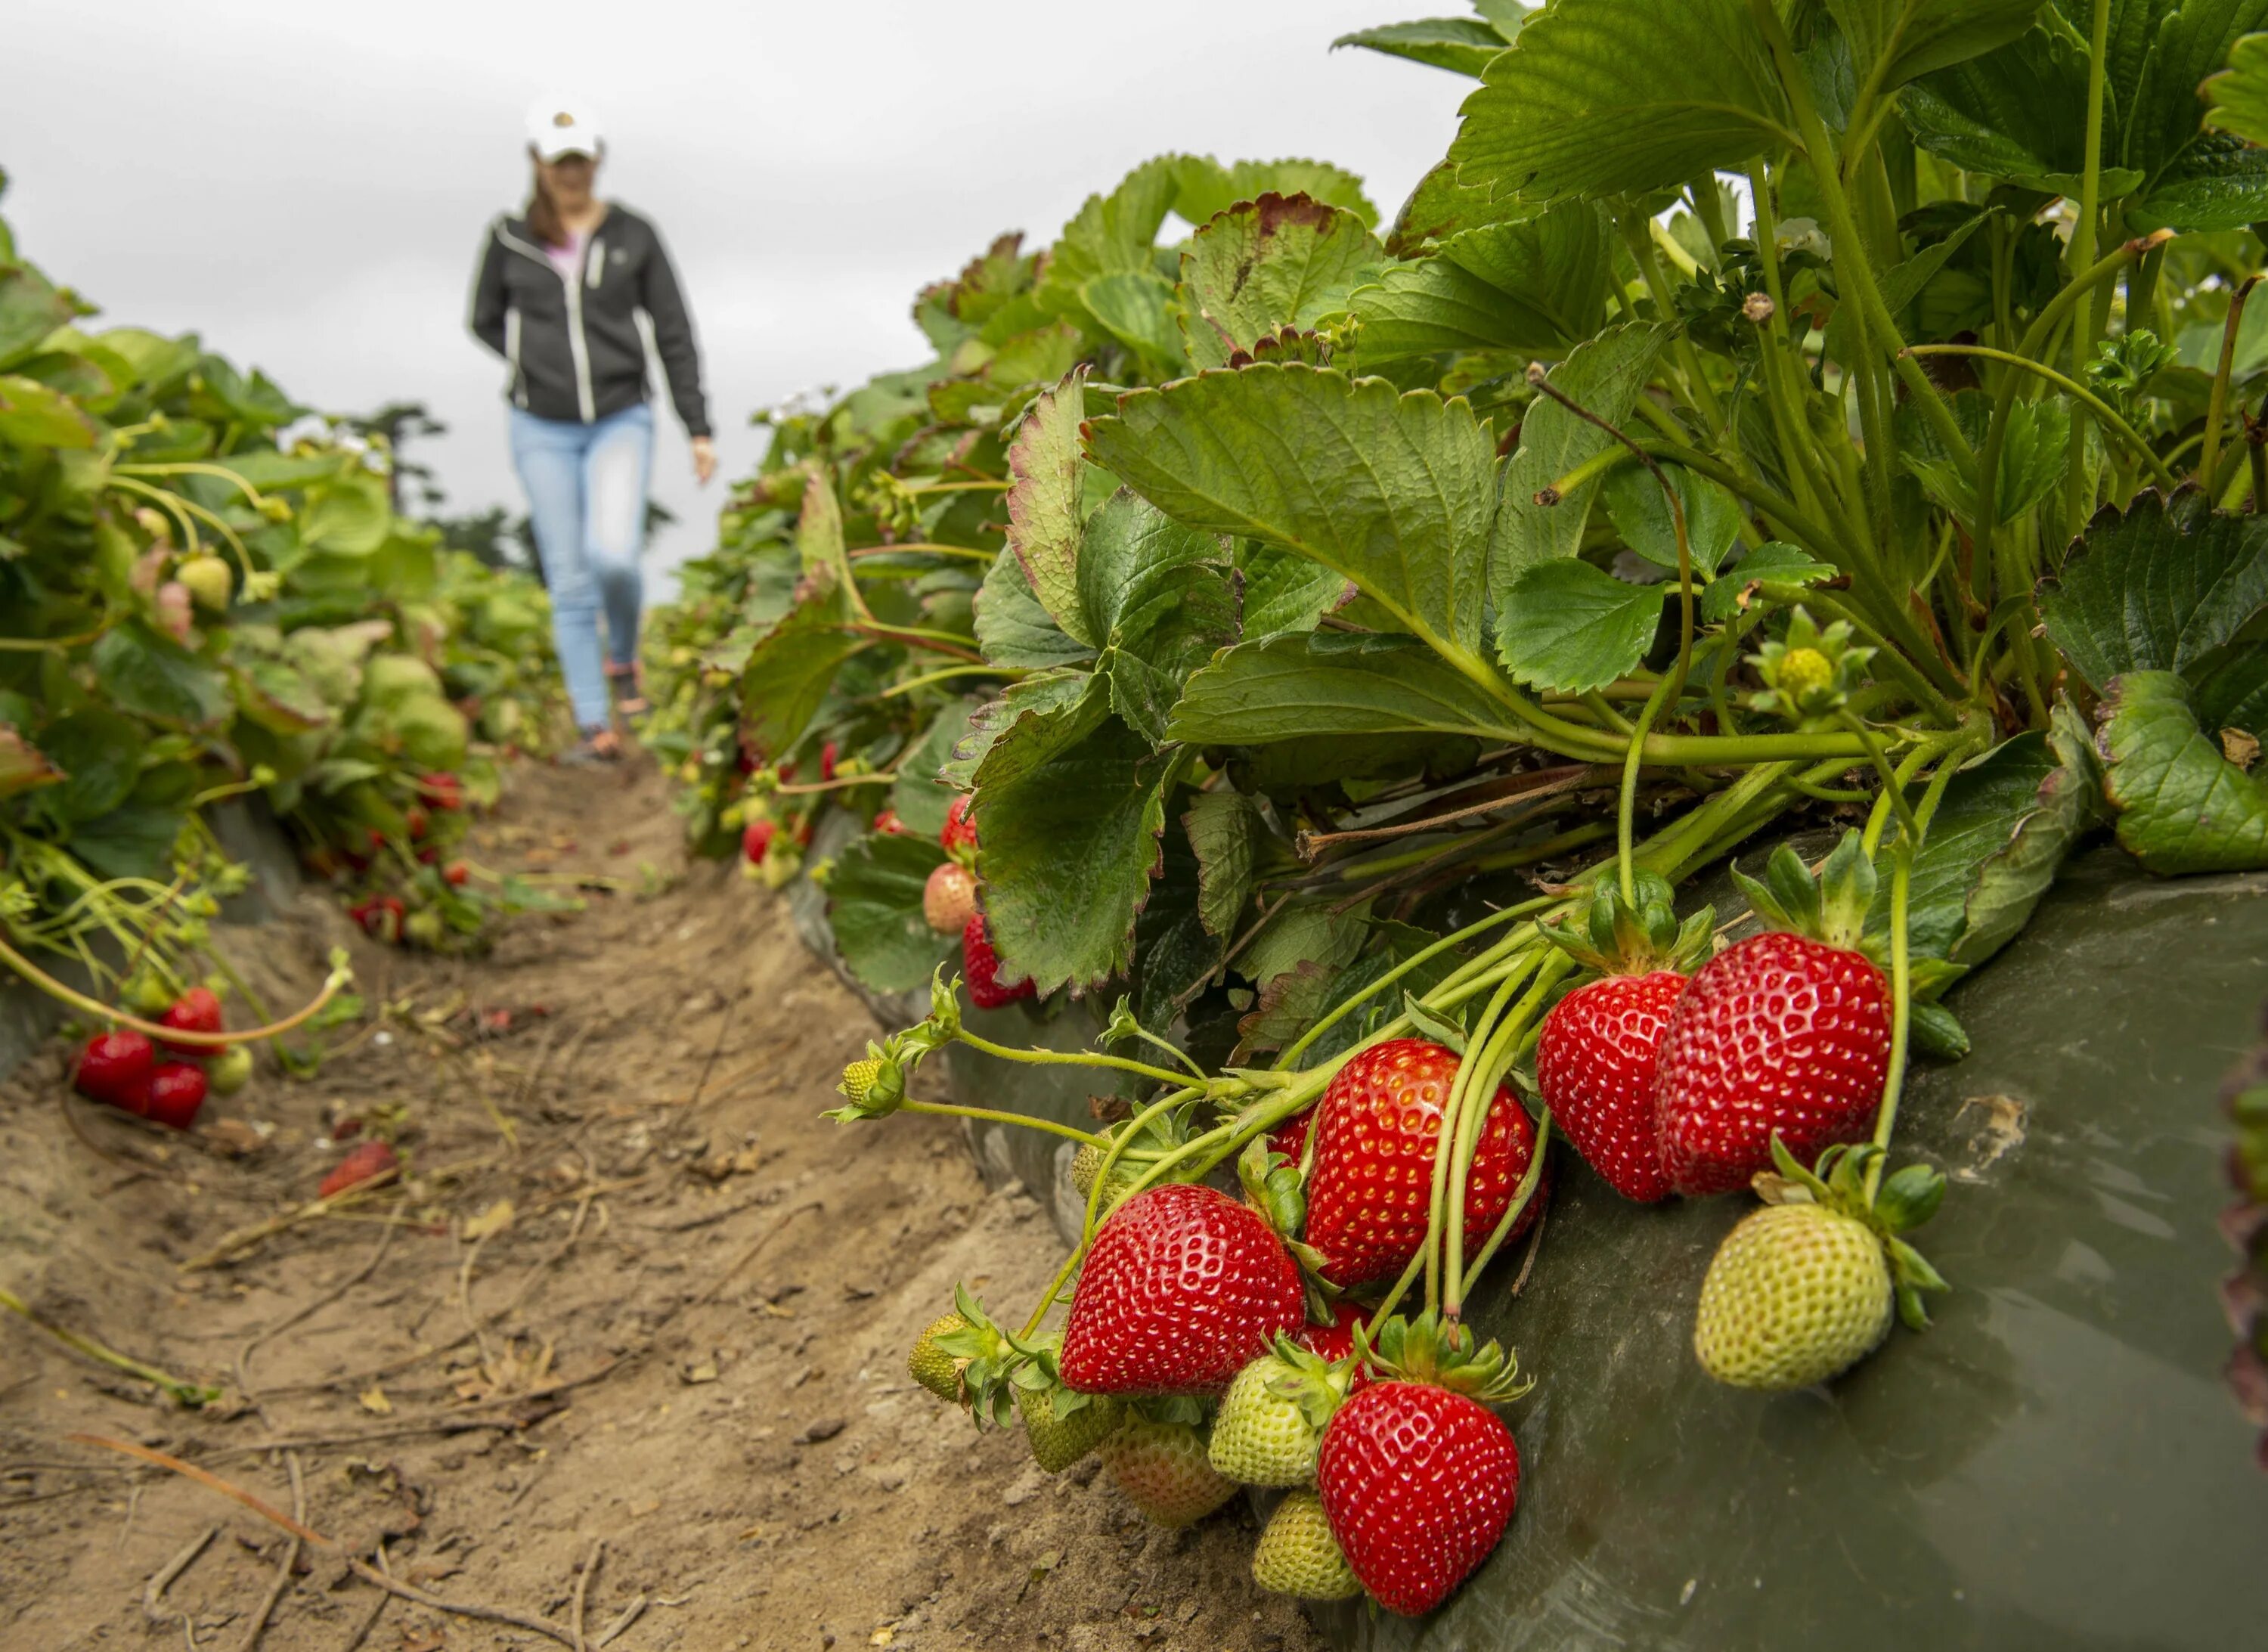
[0,170,568,1069]
[678,1,2268,1619]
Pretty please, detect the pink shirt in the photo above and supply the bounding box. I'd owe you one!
[544,229,587,281]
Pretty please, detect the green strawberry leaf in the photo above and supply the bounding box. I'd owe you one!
[1168,631,1524,748]
[1332,15,1521,78]
[888,698,985,841]
[1495,559,1665,696]
[1003,370,1095,646]
[1825,0,2044,91]
[2039,491,2268,693]
[1183,788,1263,940]
[1086,364,1501,665]
[826,831,954,994]
[1175,195,1386,370]
[1600,460,1744,575]
[975,693,1184,994]
[1345,203,1613,367]
[2096,669,2268,874]
[736,599,864,758]
[1700,541,1838,623]
[1492,321,1668,584]
[1448,0,1795,208]
[1167,156,1380,230]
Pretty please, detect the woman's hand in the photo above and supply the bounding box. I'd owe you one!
[692,435,717,485]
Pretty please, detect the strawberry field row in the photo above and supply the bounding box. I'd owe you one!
[646,1,2268,1629]
[0,169,569,1125]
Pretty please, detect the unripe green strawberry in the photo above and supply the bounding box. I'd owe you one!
[1069,1142,1137,1211]
[1097,1415,1237,1527]
[1209,1353,1325,1487]
[840,1058,881,1105]
[909,1312,968,1402]
[1693,1202,1892,1390]
[1776,645,1831,701]
[176,553,233,612]
[1015,1386,1120,1474]
[1251,1489,1362,1601]
[206,1045,254,1096]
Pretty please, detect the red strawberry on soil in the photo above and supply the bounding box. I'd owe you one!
[741,818,776,865]
[1060,1183,1304,1396]
[141,1062,208,1130]
[1303,1039,1541,1287]
[1655,834,1891,1197]
[321,1140,399,1198]
[1535,872,1714,1204]
[961,914,1034,1009]
[1315,1313,1528,1616]
[940,794,978,855]
[156,986,224,1058]
[74,1031,155,1110]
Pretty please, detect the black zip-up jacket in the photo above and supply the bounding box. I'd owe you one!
[468,203,711,437]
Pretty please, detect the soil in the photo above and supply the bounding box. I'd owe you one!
[0,757,1324,1652]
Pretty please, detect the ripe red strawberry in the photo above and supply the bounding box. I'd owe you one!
[962,914,1034,1009]
[406,804,430,841]
[1266,1105,1313,1170]
[1059,1183,1304,1396]
[872,808,908,837]
[1654,835,1891,1197]
[820,740,839,783]
[74,1031,155,1109]
[1537,972,1685,1202]
[1535,872,1713,1203]
[940,794,978,854]
[417,771,462,811]
[142,1062,208,1130]
[1318,1379,1520,1616]
[741,818,776,865]
[349,895,406,942]
[156,987,224,1058]
[445,861,470,886]
[321,1139,399,1198]
[1303,1040,1541,1287]
[923,862,977,934]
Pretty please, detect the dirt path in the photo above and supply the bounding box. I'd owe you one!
[0,758,1321,1651]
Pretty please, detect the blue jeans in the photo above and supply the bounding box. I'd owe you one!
[508,403,654,732]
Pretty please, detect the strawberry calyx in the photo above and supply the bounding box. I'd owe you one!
[931,1285,1024,1424]
[1746,606,1874,722]
[824,972,962,1123]
[1539,869,1714,978]
[1755,1134,1950,1331]
[1354,1310,1532,1405]
[1259,1331,1357,1433]
[1730,829,1878,956]
[1003,1332,1112,1430]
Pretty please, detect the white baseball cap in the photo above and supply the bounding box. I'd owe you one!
[525,96,603,161]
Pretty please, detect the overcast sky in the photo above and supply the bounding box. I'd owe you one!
[5,2,1470,591]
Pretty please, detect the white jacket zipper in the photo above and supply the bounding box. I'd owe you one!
[494,218,600,423]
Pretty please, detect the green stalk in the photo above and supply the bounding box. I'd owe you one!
[898,1099,1105,1148]
[1907,345,2177,491]
[1617,668,1684,903]
[1275,898,1552,1069]
[953,1029,1204,1091]
[1,1285,221,1407]
[1750,0,1979,496]
[1459,1111,1554,1289]
[1445,956,1569,1317]
[2065,0,2114,537]
[1424,961,1533,1314]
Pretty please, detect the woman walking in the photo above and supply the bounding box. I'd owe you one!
[469,97,716,762]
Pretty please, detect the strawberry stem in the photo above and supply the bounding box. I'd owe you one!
[898,1099,1108,1148]
[953,1029,1200,1091]
[1864,840,1916,1204]
[0,933,352,1049]
[1445,955,1570,1316]
[1,1285,221,1408]
[1459,1111,1555,1295]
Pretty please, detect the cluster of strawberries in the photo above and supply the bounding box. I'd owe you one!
[916,795,1033,1009]
[343,772,470,946]
[1534,852,1891,1207]
[70,986,249,1130]
[911,1032,1545,1615]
